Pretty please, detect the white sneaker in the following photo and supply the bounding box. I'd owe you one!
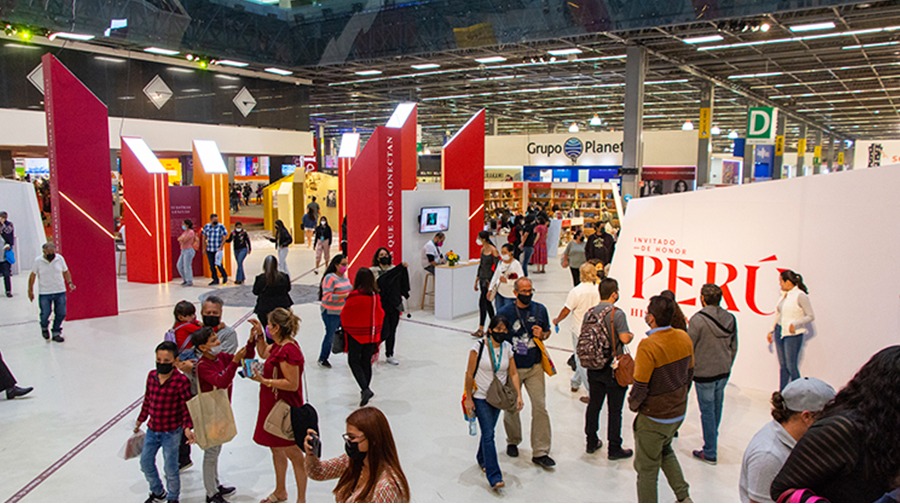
[386,357,400,366]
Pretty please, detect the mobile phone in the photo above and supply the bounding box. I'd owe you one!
[242,358,260,378]
[308,433,322,457]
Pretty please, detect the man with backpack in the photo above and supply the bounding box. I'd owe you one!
[577,278,634,460]
[688,283,738,466]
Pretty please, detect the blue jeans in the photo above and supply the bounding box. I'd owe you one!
[234,247,248,283]
[177,248,195,284]
[494,295,515,314]
[38,292,66,335]
[521,246,534,277]
[774,325,803,390]
[474,398,503,486]
[695,378,728,459]
[140,428,181,501]
[320,311,341,363]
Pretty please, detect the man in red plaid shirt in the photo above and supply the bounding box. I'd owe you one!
[135,341,195,503]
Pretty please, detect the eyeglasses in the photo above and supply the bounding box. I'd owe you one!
[342,433,365,443]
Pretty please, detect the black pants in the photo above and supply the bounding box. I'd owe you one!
[478,279,495,327]
[570,267,580,287]
[205,251,227,282]
[584,368,627,449]
[381,308,400,358]
[0,351,17,391]
[347,337,377,392]
[0,261,10,294]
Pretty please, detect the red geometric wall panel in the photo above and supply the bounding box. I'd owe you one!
[399,106,418,191]
[192,140,231,277]
[43,54,118,321]
[442,109,486,260]
[121,137,173,284]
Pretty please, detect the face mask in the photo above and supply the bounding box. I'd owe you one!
[235,227,242,232]
[320,220,326,226]
[378,256,391,266]
[437,241,444,247]
[491,331,507,344]
[45,253,56,262]
[156,362,174,375]
[344,440,366,462]
[182,224,187,230]
[500,253,511,262]
[475,238,483,246]
[212,220,218,225]
[338,265,348,275]
[203,315,221,328]
[517,293,533,305]
[209,344,223,355]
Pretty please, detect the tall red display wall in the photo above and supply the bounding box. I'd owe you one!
[43,54,118,320]
[442,110,486,260]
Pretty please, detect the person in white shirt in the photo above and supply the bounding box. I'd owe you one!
[487,244,524,314]
[423,232,445,274]
[766,270,815,390]
[27,243,75,342]
[552,263,600,401]
[463,316,524,491]
[739,377,835,502]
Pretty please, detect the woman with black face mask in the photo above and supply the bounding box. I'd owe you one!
[370,248,410,366]
[303,407,410,502]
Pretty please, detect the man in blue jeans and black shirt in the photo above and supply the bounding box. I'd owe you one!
[497,277,555,468]
[687,283,738,465]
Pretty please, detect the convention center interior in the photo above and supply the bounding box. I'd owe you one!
[1,0,900,503]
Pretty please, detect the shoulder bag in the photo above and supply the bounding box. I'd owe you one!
[264,342,318,447]
[609,307,635,387]
[186,385,237,450]
[484,339,518,412]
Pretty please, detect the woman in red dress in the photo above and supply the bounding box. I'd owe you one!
[531,216,549,273]
[250,308,307,503]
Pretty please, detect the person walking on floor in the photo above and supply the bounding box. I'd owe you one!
[176,219,198,286]
[519,216,536,277]
[738,377,835,503]
[307,196,320,223]
[1,351,33,400]
[496,277,555,468]
[202,214,229,286]
[340,269,384,407]
[302,209,316,250]
[531,216,549,274]
[471,231,499,338]
[269,220,293,278]
[552,263,600,402]
[1,211,15,297]
[578,277,635,460]
[249,308,308,503]
[314,217,332,274]
[688,283,738,466]
[463,316,524,491]
[192,327,245,503]
[629,295,694,503]
[318,254,351,368]
[27,242,74,342]
[253,256,294,330]
[487,244,523,314]
[767,270,815,390]
[302,407,411,502]
[135,341,195,504]
[225,221,251,285]
[370,248,410,366]
[561,229,587,287]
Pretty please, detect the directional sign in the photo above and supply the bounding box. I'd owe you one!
[233,87,257,117]
[698,107,711,139]
[837,151,845,165]
[746,107,778,144]
[27,64,44,94]
[797,138,807,156]
[143,75,173,110]
[813,145,822,166]
[774,135,785,156]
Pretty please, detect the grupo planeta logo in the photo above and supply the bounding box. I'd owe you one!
[564,137,583,163]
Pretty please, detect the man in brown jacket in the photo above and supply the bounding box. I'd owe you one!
[628,295,694,503]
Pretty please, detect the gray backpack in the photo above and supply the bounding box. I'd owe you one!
[576,305,615,370]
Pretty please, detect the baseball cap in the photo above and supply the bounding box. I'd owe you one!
[782,377,836,412]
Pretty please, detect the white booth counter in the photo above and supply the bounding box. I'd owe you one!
[434,260,479,321]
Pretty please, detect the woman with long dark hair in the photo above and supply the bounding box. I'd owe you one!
[303,407,410,502]
[471,231,499,338]
[253,255,293,327]
[318,254,350,368]
[341,269,384,406]
[767,270,815,390]
[268,220,293,277]
[370,248,409,366]
[771,346,900,502]
[314,216,333,274]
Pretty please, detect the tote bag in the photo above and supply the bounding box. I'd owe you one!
[187,388,237,450]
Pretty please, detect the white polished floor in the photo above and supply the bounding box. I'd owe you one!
[0,240,775,503]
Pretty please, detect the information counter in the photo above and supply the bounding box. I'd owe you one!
[434,261,479,321]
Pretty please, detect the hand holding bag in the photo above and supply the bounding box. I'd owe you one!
[120,429,146,460]
[331,327,345,354]
[4,249,15,265]
[187,387,238,450]
[608,307,635,387]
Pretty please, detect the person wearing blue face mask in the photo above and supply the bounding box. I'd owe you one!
[303,407,410,502]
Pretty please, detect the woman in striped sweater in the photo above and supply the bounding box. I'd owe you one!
[318,254,351,368]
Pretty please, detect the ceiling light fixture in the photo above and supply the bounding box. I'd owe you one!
[698,25,900,51]
[682,34,724,44]
[474,56,507,64]
[842,41,900,50]
[728,71,784,79]
[217,60,249,68]
[48,32,95,41]
[728,130,739,139]
[548,48,582,56]
[711,126,721,135]
[411,63,440,70]
[568,123,580,133]
[760,22,771,32]
[354,69,382,76]
[590,114,602,126]
[94,56,127,64]
[682,120,694,131]
[144,47,179,56]
[264,67,293,76]
[788,21,836,32]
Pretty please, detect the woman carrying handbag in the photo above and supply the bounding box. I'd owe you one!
[250,308,308,503]
[463,316,523,491]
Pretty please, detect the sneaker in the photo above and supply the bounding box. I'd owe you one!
[145,492,167,503]
[41,329,50,340]
[532,455,556,468]
[184,282,193,287]
[179,461,193,472]
[586,439,603,454]
[608,447,634,460]
[579,396,590,404]
[51,334,65,343]
[206,493,227,503]
[5,292,11,298]
[692,450,717,465]
[314,270,318,275]
[222,277,228,284]
[570,386,579,393]
[217,485,236,497]
[360,389,374,407]
[506,444,519,458]
[386,357,400,366]
[566,354,577,371]
[318,360,332,369]
[208,280,219,286]
[677,497,693,503]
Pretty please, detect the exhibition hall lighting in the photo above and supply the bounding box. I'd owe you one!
[264,67,293,76]
[760,23,771,32]
[144,47,179,56]
[699,25,900,51]
[682,120,694,131]
[711,126,721,135]
[547,48,582,56]
[474,56,507,64]
[789,21,836,32]
[728,71,784,80]
[842,41,900,50]
[354,69,382,76]
[682,34,724,44]
[411,63,440,70]
[338,133,361,158]
[48,32,95,41]
[217,60,249,68]
[590,114,602,126]
[568,123,580,133]
[18,29,32,40]
[728,130,739,139]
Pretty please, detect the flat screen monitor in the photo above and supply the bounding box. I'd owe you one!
[419,206,450,233]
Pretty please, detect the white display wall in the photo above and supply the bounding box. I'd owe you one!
[0,179,46,273]
[609,165,900,393]
[854,139,900,169]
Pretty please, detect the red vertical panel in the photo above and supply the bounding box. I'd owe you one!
[43,54,118,320]
[442,110,486,260]
[400,107,418,191]
[346,129,383,280]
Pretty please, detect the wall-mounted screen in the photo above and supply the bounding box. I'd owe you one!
[419,206,450,233]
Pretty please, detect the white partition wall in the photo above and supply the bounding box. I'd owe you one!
[401,189,469,310]
[0,179,46,273]
[608,165,900,392]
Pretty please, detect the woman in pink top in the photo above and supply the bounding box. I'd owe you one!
[176,219,198,286]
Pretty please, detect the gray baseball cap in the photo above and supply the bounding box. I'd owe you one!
[782,377,836,412]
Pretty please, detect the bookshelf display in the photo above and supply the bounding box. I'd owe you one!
[483,181,524,213]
